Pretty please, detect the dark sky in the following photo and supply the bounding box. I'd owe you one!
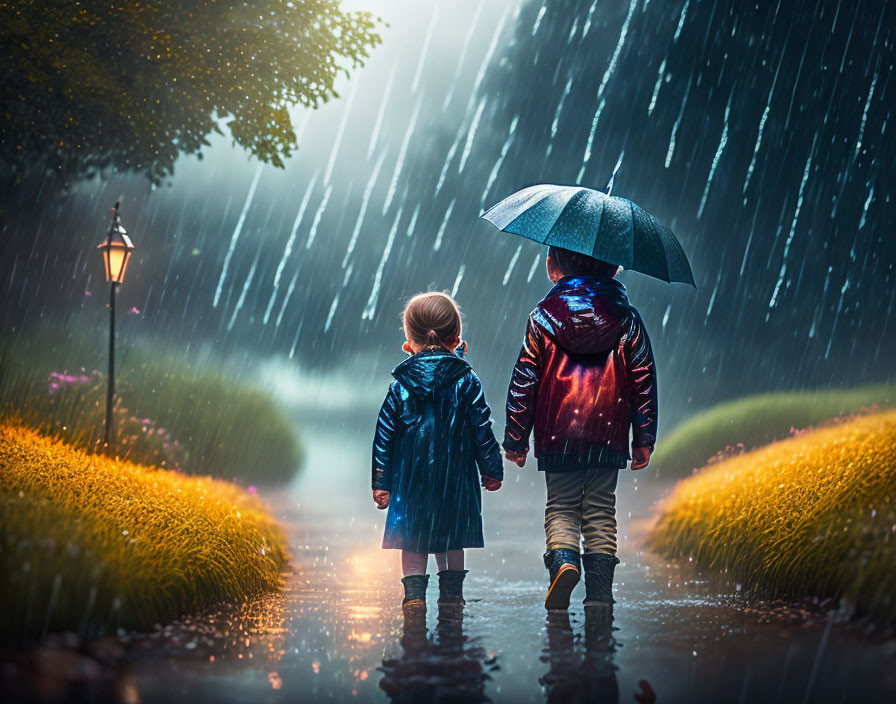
[2,0,894,429]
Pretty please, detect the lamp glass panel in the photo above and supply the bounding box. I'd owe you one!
[107,248,126,282]
[117,250,132,283]
[102,248,113,281]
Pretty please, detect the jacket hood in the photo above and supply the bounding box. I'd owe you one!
[534,275,630,354]
[392,348,471,397]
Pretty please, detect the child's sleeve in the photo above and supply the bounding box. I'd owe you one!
[503,314,543,455]
[372,382,401,492]
[625,313,658,449]
[465,373,504,481]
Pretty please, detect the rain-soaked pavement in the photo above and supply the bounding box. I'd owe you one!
[107,418,895,704]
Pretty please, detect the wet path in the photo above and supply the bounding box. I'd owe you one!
[126,425,895,703]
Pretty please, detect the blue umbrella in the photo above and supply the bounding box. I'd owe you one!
[481,184,696,286]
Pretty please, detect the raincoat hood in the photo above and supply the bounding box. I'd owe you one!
[533,275,630,355]
[504,273,658,465]
[392,348,471,398]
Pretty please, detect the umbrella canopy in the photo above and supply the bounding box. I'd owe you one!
[481,184,696,286]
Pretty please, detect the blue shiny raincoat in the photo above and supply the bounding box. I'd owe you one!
[372,349,504,552]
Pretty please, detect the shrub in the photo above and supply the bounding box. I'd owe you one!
[652,385,894,478]
[648,410,896,625]
[0,423,288,643]
[40,370,189,470]
[125,356,302,483]
[0,324,301,483]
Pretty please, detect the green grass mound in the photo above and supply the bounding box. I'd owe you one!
[0,423,289,643]
[652,384,894,478]
[1,323,301,483]
[648,410,896,625]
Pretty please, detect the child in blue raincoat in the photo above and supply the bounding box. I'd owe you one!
[371,291,504,607]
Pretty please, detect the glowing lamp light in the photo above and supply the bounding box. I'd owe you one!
[97,202,135,283]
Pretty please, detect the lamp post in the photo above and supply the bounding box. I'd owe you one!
[96,201,135,449]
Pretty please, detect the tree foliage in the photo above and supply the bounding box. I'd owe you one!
[0,0,381,188]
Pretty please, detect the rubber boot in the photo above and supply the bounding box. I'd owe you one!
[543,548,581,610]
[401,574,429,608]
[582,553,619,606]
[437,569,468,605]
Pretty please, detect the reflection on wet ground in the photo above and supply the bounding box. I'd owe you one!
[6,425,896,703]
[117,478,896,704]
[540,608,623,704]
[379,605,492,703]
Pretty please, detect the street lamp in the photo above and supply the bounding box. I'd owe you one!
[96,201,135,448]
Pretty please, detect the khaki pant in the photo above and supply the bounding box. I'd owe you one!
[545,469,618,556]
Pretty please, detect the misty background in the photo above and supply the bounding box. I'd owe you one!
[2,0,894,438]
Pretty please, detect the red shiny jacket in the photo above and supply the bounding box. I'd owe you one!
[503,276,657,471]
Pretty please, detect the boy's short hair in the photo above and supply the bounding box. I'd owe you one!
[548,246,619,278]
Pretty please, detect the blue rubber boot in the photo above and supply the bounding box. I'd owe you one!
[543,548,581,610]
[401,574,429,608]
[437,569,468,605]
[582,553,620,606]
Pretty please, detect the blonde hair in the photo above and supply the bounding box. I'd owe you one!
[402,292,462,349]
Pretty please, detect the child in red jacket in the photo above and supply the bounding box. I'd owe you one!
[504,246,657,610]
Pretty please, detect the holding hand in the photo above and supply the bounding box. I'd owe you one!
[373,489,390,509]
[634,679,656,704]
[631,446,652,470]
[481,476,502,491]
[504,449,527,467]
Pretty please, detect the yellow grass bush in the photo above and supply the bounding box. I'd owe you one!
[0,423,288,643]
[648,410,896,624]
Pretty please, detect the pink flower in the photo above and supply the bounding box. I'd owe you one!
[128,307,141,315]
[247,486,258,495]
